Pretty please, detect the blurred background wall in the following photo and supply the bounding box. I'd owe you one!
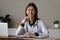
[0,0,60,28]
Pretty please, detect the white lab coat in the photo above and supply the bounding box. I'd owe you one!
[16,20,49,37]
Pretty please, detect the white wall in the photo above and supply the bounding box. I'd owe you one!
[0,0,60,28]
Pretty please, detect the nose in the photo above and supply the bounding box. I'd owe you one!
[30,10,32,14]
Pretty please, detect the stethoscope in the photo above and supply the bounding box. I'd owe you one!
[26,20,38,32]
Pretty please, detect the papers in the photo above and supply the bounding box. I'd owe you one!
[16,35,48,38]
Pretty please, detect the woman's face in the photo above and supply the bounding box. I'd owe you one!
[26,6,36,19]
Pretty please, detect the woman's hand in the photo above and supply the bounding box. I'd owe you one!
[21,16,29,24]
[23,32,34,37]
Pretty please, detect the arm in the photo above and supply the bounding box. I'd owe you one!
[16,23,25,36]
[33,20,49,37]
[16,16,29,36]
[38,20,49,37]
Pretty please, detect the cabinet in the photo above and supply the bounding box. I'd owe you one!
[48,29,60,38]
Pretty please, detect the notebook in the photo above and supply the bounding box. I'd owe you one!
[0,22,8,36]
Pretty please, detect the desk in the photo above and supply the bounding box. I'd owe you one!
[0,36,60,40]
[0,36,16,40]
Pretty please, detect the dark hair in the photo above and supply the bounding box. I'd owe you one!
[25,2,39,20]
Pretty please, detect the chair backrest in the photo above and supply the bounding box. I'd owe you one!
[0,22,8,36]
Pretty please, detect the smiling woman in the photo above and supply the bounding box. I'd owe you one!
[16,2,49,38]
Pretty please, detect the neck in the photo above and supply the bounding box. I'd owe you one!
[29,18,34,24]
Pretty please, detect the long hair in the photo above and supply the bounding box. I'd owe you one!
[25,2,39,20]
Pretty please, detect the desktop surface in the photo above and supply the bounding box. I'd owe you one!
[0,36,60,40]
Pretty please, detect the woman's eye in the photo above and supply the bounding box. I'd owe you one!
[28,9,34,12]
[28,9,30,11]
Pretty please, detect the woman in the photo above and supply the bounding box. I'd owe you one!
[16,3,49,37]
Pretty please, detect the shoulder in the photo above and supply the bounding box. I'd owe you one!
[37,18,44,22]
[38,19,44,23]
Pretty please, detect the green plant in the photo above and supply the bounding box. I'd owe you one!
[0,14,11,23]
[53,20,59,24]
